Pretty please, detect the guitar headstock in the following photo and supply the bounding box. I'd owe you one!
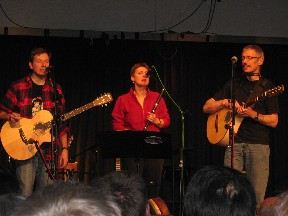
[93,93,113,106]
[264,84,285,97]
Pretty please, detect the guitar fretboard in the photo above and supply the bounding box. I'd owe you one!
[61,101,97,122]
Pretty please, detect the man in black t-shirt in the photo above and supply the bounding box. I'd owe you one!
[203,45,279,205]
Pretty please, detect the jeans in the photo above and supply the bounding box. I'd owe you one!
[224,143,270,204]
[15,155,54,198]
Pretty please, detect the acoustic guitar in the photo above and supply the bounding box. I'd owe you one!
[0,93,113,160]
[206,85,284,146]
[148,197,170,216]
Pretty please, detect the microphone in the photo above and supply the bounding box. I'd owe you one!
[231,56,238,64]
[146,70,151,77]
[147,65,157,77]
[146,66,154,77]
[45,65,54,73]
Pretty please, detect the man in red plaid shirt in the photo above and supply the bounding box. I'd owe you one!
[0,47,69,199]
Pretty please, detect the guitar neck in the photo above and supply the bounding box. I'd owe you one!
[61,101,97,121]
[245,85,284,107]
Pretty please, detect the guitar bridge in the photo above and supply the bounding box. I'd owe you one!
[19,128,29,144]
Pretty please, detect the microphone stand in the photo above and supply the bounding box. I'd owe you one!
[229,58,238,169]
[33,66,57,181]
[151,65,185,216]
[48,66,60,179]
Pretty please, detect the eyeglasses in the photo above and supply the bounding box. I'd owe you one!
[241,56,260,61]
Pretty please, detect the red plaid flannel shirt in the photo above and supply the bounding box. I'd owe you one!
[0,75,69,160]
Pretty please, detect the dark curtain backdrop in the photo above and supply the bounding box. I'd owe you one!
[0,35,288,196]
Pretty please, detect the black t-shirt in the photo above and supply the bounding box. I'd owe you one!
[213,77,279,144]
[31,82,43,99]
[31,82,44,117]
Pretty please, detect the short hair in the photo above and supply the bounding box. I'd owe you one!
[259,191,288,216]
[243,45,264,58]
[29,47,52,63]
[91,172,148,216]
[184,165,256,216]
[0,193,23,216]
[11,181,121,216]
[130,62,151,76]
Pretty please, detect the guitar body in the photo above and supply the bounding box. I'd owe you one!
[206,108,243,146]
[148,197,170,216]
[1,110,53,160]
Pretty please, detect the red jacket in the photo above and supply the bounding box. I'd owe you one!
[112,88,170,132]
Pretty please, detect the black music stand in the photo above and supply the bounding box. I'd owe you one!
[98,131,172,159]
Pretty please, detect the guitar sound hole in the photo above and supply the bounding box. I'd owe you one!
[34,123,46,131]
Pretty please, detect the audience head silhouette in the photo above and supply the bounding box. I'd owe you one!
[11,181,121,216]
[184,165,256,216]
[91,171,148,216]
